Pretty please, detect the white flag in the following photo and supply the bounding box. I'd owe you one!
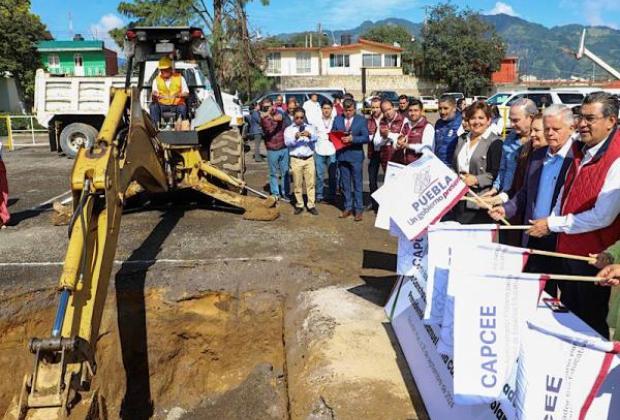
[374,161,406,231]
[397,232,428,276]
[424,224,497,327]
[372,152,467,240]
[451,247,540,405]
[516,318,620,420]
[438,241,529,356]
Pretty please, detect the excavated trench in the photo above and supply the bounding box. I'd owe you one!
[0,286,289,419]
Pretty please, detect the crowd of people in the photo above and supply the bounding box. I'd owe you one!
[251,90,620,339]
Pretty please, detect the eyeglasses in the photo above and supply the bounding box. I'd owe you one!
[294,116,305,120]
[577,114,606,124]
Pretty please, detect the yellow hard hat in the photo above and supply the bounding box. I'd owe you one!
[158,56,173,69]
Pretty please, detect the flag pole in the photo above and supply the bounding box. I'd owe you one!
[484,273,604,282]
[459,177,511,226]
[528,248,597,264]
[467,191,511,226]
[497,225,532,230]
[542,273,603,282]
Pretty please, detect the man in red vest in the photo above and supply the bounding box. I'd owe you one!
[377,100,405,170]
[367,97,383,211]
[391,99,435,165]
[149,56,189,126]
[528,92,620,338]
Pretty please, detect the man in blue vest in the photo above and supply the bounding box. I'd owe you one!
[332,99,369,221]
[434,95,463,166]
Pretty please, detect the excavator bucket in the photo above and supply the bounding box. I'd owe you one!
[191,179,279,221]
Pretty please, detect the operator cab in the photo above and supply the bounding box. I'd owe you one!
[123,26,227,145]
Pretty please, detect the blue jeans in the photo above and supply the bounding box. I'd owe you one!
[315,153,337,201]
[149,102,188,125]
[267,148,290,198]
[339,159,364,213]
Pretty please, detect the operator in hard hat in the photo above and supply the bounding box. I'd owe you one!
[149,56,190,126]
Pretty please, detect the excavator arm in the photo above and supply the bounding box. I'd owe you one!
[7,88,169,419]
[7,76,279,418]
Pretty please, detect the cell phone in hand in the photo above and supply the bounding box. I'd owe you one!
[299,124,306,132]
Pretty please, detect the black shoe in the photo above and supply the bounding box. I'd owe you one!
[294,207,304,215]
[307,207,319,215]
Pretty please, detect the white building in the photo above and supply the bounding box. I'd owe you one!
[264,38,404,77]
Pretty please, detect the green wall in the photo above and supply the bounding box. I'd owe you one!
[41,51,106,76]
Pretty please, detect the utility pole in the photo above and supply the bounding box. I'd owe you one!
[317,23,323,76]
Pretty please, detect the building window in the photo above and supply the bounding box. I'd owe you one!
[296,52,311,74]
[362,53,381,67]
[48,54,60,67]
[74,54,83,66]
[329,54,350,68]
[266,52,281,74]
[384,54,398,67]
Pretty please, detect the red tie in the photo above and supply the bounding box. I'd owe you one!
[345,118,352,131]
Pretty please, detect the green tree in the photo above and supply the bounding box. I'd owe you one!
[0,0,49,108]
[421,3,505,95]
[361,24,421,75]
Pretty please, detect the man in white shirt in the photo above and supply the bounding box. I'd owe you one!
[284,108,319,215]
[314,101,337,203]
[303,93,323,128]
[149,57,190,126]
[528,92,620,338]
[367,97,384,211]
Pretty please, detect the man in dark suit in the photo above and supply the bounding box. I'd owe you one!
[332,98,369,221]
[489,105,575,296]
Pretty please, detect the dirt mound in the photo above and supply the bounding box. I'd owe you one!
[0,288,287,419]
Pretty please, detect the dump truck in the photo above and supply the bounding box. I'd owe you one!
[34,66,246,158]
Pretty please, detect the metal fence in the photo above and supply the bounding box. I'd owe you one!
[0,115,48,150]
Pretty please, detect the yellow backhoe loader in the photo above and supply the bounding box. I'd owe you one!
[5,27,278,419]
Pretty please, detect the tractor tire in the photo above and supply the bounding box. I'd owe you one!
[59,122,98,158]
[210,128,245,184]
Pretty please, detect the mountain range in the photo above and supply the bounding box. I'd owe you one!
[276,14,620,81]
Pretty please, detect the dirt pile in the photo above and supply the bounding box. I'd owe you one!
[0,288,287,419]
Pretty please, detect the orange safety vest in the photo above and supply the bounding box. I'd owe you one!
[155,73,185,106]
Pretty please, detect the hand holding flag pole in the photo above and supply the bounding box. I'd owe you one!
[459,175,511,226]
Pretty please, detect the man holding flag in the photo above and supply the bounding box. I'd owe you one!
[489,104,574,296]
[528,92,620,338]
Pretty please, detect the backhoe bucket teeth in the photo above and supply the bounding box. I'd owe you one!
[191,179,279,221]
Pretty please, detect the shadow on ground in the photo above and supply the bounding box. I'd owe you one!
[382,322,430,420]
[114,208,183,420]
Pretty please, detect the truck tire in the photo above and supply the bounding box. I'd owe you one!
[210,128,245,185]
[59,123,98,158]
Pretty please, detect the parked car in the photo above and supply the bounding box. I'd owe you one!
[359,90,400,112]
[465,95,488,105]
[485,89,590,130]
[442,92,465,101]
[244,89,341,117]
[420,96,438,112]
[283,87,346,99]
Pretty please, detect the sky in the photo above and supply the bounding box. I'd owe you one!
[31,0,620,49]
